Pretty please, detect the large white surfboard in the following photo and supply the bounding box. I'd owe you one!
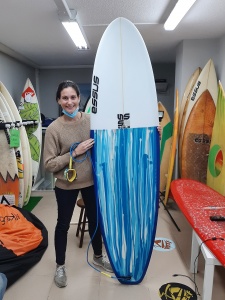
[90,17,159,284]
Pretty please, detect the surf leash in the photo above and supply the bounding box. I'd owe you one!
[64,142,90,182]
[85,213,131,281]
[70,142,89,163]
[64,156,77,182]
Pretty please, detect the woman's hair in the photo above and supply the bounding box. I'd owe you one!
[56,80,80,101]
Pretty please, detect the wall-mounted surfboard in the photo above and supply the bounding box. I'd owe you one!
[181,59,217,183]
[158,102,173,193]
[207,81,225,195]
[19,78,42,187]
[90,17,160,284]
[178,67,201,174]
[0,82,32,206]
[164,90,179,205]
[0,106,19,206]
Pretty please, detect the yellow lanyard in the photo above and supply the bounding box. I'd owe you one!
[64,156,77,182]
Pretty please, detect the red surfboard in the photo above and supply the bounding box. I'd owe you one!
[170,178,225,266]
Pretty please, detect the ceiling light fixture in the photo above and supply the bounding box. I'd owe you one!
[164,0,197,31]
[62,21,88,50]
[54,0,89,50]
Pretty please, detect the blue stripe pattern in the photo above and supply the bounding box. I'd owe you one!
[91,127,159,284]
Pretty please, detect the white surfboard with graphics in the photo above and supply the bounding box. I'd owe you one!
[19,78,42,188]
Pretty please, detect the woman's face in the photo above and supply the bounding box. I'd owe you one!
[58,87,80,114]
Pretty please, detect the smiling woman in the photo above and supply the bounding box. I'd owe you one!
[43,79,113,288]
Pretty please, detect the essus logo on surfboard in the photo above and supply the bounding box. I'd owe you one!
[117,113,130,128]
[91,75,130,128]
[191,80,201,101]
[91,75,99,114]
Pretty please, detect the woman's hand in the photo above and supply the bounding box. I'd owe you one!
[73,138,95,157]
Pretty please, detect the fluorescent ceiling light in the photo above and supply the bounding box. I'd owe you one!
[53,0,89,50]
[164,0,197,31]
[62,21,89,50]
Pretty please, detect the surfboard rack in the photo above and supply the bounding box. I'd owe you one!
[0,120,39,130]
[0,122,12,129]
[22,119,39,125]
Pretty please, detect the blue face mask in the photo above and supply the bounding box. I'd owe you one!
[62,107,79,118]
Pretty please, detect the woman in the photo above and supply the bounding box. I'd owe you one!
[43,80,112,288]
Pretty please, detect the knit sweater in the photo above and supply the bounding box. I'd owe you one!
[43,112,94,190]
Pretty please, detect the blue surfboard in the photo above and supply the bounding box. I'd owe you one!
[90,17,159,284]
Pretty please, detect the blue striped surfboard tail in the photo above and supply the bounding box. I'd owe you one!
[91,126,160,284]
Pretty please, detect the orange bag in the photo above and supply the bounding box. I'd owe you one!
[0,204,43,256]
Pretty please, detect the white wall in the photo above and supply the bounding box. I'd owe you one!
[0,52,36,106]
[153,63,175,120]
[217,35,225,86]
[175,38,220,104]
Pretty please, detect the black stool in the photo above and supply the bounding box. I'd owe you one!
[76,198,88,248]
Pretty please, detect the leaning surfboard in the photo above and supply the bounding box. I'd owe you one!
[181,59,217,183]
[158,102,173,194]
[90,17,160,284]
[0,107,19,206]
[0,82,32,206]
[180,59,217,143]
[178,67,201,174]
[0,91,24,207]
[19,78,42,187]
[178,67,202,136]
[164,90,179,205]
[207,81,225,195]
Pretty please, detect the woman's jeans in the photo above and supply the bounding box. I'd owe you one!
[54,185,102,265]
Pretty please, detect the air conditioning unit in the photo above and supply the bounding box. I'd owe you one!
[155,79,168,93]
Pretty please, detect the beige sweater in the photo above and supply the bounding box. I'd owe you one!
[43,112,94,190]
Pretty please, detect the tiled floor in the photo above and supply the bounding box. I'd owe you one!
[3,190,225,300]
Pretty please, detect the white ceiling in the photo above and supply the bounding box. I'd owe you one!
[0,0,225,68]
